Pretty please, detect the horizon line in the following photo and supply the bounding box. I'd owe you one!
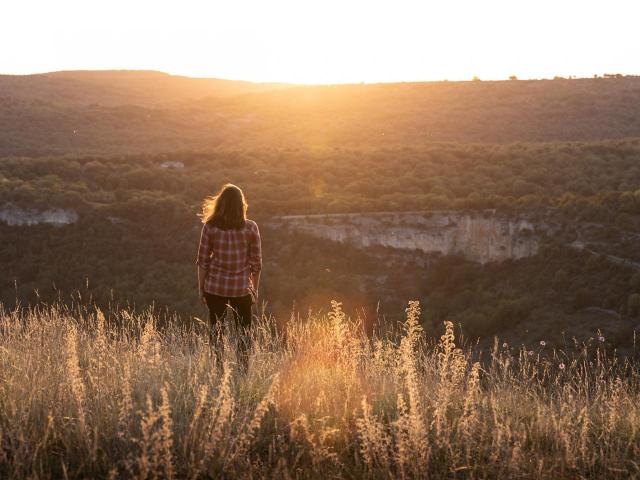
[2,68,640,87]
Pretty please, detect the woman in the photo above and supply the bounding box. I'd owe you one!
[196,184,262,365]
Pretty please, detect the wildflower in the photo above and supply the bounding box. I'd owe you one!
[528,350,534,356]
[540,340,546,347]
[598,336,605,342]
[502,342,508,348]
[559,363,565,370]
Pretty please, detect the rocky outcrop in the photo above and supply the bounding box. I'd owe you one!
[273,211,541,263]
[160,161,184,169]
[0,204,78,226]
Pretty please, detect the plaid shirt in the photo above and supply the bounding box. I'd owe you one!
[196,219,262,297]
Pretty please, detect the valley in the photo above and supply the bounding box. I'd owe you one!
[1,72,640,351]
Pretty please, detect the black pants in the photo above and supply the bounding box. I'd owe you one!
[204,292,253,367]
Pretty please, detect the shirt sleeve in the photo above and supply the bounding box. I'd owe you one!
[248,221,262,273]
[196,224,213,269]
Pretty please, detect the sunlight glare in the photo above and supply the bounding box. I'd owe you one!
[2,0,639,83]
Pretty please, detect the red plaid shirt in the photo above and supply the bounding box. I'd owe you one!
[196,219,262,297]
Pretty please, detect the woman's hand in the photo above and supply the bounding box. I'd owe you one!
[197,266,208,306]
[250,272,260,305]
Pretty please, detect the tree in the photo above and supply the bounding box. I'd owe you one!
[553,269,569,289]
[573,288,592,311]
[628,293,640,317]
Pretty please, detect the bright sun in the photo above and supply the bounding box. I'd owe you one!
[3,0,639,83]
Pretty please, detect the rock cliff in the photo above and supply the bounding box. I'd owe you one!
[0,204,78,226]
[273,211,540,263]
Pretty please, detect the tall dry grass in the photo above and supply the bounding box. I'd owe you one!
[1,300,639,479]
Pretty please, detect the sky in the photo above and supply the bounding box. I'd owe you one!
[2,0,639,84]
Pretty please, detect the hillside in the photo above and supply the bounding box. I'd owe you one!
[0,70,289,106]
[2,73,640,155]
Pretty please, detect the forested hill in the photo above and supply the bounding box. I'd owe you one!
[2,73,640,156]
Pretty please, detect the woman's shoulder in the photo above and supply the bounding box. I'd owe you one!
[245,219,259,231]
[203,220,216,231]
[206,219,257,232]
[204,220,225,234]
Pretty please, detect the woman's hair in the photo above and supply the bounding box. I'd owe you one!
[200,183,248,229]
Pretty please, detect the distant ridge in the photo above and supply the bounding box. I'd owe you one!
[2,71,640,155]
[0,70,290,107]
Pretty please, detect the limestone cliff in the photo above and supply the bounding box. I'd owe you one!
[0,204,78,226]
[272,211,540,263]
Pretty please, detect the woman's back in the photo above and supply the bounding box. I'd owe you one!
[196,183,262,369]
[197,219,262,297]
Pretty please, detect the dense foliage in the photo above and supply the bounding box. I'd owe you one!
[3,140,640,216]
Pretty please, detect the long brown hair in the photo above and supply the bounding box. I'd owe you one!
[200,183,248,230]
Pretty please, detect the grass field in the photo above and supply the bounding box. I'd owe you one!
[1,300,639,479]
